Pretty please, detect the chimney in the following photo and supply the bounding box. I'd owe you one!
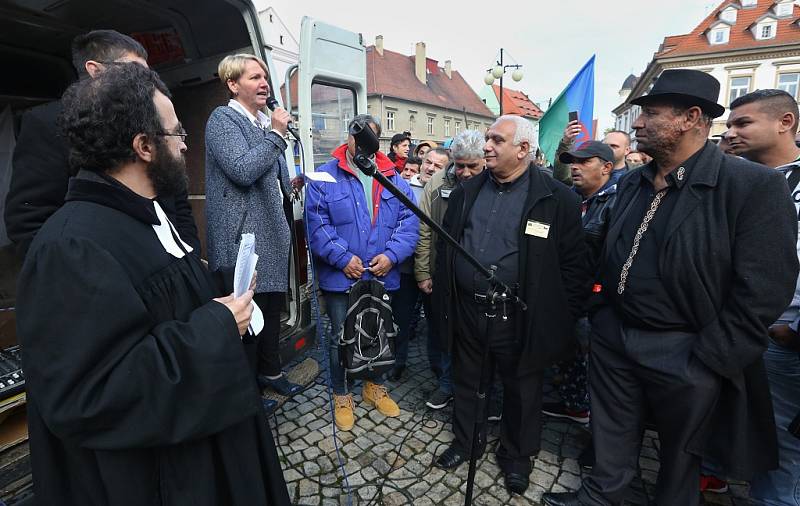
[375,35,383,56]
[415,42,426,84]
[444,60,452,79]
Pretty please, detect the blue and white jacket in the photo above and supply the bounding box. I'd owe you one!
[305,144,419,292]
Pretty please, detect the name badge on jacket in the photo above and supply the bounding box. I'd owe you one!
[525,220,550,238]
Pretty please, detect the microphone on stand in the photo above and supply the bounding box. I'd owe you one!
[265,96,301,142]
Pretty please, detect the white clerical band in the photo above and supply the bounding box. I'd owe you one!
[152,201,194,258]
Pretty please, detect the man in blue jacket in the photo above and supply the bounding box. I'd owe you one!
[305,115,419,431]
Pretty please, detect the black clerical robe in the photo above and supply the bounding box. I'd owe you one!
[16,171,290,506]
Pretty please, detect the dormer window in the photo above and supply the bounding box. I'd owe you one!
[720,7,738,23]
[775,1,794,17]
[753,16,778,39]
[711,27,730,44]
[707,23,731,44]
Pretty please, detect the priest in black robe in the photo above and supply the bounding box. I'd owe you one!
[15,63,291,505]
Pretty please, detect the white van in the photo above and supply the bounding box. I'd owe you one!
[0,0,368,501]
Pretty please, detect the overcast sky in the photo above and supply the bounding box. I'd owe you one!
[254,0,720,133]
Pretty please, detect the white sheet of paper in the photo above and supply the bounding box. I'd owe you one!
[249,300,264,335]
[233,233,263,335]
[305,171,337,183]
[234,233,256,297]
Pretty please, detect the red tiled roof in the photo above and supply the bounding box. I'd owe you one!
[491,84,543,119]
[366,46,494,118]
[655,0,800,58]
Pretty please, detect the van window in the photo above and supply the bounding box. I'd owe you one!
[310,83,355,168]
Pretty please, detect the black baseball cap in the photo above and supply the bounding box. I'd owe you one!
[559,140,614,164]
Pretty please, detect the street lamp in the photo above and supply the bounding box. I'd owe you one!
[484,48,523,116]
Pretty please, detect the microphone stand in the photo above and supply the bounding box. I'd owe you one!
[352,152,526,506]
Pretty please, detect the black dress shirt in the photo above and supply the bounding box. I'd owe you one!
[455,168,530,294]
[603,147,705,331]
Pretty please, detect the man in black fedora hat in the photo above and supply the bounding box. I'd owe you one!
[543,69,799,506]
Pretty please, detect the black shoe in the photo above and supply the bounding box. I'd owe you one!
[504,472,529,495]
[542,492,584,506]
[425,389,453,410]
[542,402,590,424]
[262,398,278,415]
[578,443,594,470]
[435,445,466,469]
[258,374,303,397]
[390,365,405,381]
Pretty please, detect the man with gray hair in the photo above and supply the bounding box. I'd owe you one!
[415,130,486,410]
[433,115,587,496]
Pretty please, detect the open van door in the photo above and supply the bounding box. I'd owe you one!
[266,17,367,362]
[293,17,368,173]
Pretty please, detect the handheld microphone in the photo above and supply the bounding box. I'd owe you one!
[265,96,301,142]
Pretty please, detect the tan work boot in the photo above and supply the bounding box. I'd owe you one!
[333,394,355,431]
[362,381,400,417]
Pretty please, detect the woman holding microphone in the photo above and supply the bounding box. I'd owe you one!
[205,54,301,412]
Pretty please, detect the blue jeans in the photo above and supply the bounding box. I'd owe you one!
[324,290,386,395]
[750,340,800,506]
[423,293,452,395]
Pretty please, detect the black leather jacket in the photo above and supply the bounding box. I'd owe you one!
[580,181,618,273]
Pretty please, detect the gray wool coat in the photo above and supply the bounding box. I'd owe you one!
[205,105,292,293]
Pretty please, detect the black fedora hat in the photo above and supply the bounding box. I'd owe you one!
[631,69,726,118]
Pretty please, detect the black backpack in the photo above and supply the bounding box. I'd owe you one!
[338,279,397,379]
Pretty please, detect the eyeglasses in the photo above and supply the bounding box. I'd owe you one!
[157,131,188,142]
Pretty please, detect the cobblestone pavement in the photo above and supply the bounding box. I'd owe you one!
[272,318,755,506]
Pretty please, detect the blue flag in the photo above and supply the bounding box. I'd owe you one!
[539,55,596,164]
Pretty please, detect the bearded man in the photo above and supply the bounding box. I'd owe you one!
[16,64,290,506]
[544,69,799,506]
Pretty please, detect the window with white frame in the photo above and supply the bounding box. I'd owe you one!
[427,116,434,135]
[776,2,794,17]
[455,121,462,134]
[778,73,800,99]
[386,111,395,131]
[444,119,450,137]
[409,114,415,133]
[759,24,775,39]
[711,27,729,44]
[729,76,751,105]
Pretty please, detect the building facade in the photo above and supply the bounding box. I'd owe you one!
[614,0,800,140]
[366,37,495,152]
[257,7,299,85]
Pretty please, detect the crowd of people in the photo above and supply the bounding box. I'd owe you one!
[3,28,799,506]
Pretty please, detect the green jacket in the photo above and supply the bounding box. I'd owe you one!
[414,166,456,282]
[552,137,574,185]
